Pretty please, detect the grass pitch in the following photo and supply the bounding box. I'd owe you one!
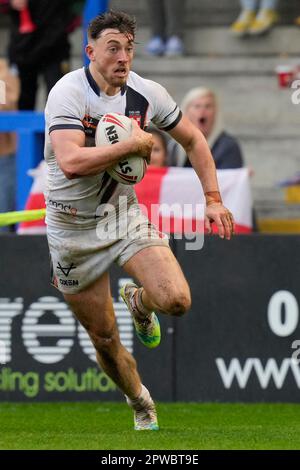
[1,402,300,450]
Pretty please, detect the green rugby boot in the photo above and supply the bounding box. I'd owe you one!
[120,283,161,349]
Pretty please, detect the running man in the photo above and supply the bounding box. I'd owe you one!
[45,10,234,430]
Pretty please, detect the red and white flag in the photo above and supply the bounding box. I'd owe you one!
[19,164,252,234]
[18,162,47,234]
[135,167,252,234]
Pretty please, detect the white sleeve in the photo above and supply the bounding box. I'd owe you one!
[46,79,85,134]
[147,80,182,131]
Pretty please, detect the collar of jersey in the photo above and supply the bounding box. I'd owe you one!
[84,66,127,97]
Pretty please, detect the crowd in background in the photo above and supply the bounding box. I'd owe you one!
[0,0,84,231]
[0,0,298,233]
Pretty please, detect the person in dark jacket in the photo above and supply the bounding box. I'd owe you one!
[169,87,244,169]
[8,0,83,109]
[169,87,259,230]
[0,58,20,232]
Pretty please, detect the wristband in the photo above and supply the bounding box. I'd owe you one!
[205,191,222,206]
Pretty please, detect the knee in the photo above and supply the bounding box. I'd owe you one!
[163,290,191,317]
[89,329,118,356]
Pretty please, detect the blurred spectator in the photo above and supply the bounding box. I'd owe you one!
[295,14,300,27]
[0,59,20,231]
[149,129,168,167]
[66,0,85,34]
[169,87,258,230]
[230,0,279,37]
[145,0,185,57]
[8,0,84,110]
[169,87,244,169]
[0,0,9,13]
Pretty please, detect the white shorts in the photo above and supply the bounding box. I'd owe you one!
[47,214,169,294]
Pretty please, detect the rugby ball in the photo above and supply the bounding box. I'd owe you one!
[95,113,147,185]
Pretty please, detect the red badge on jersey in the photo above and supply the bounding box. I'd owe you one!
[128,111,142,127]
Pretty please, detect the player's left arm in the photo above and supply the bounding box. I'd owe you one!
[168,115,235,240]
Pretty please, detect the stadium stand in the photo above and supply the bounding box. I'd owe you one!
[1,0,300,231]
[107,0,300,232]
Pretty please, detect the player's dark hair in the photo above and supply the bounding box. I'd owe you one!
[88,10,136,41]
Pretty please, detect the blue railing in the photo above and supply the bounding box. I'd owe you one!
[83,0,109,65]
[0,0,109,210]
[0,112,44,210]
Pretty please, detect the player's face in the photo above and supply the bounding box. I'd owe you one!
[185,94,216,138]
[87,29,134,89]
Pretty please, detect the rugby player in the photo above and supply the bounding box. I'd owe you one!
[44,10,234,430]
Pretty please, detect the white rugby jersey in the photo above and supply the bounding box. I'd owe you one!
[44,66,182,229]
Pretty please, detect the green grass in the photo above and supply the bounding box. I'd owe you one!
[1,402,300,450]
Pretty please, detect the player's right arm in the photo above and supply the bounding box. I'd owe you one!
[50,122,152,179]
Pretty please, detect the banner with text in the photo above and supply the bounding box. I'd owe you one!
[1,235,300,402]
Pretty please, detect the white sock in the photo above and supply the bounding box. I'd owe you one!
[133,288,152,320]
[126,384,151,408]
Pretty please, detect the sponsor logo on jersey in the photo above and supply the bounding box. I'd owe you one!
[128,111,142,127]
[48,199,77,217]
